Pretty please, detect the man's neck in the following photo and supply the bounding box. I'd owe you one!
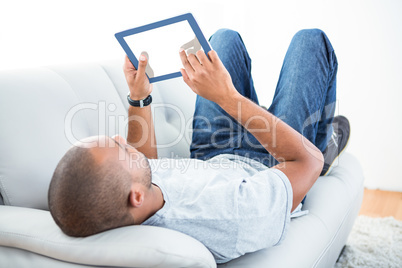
[134,183,164,224]
[148,183,165,216]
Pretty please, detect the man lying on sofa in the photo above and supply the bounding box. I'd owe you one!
[48,29,350,264]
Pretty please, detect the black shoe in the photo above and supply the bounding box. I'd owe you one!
[320,115,351,176]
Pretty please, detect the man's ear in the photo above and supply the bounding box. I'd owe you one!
[129,186,144,208]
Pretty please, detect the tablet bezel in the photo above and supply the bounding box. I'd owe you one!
[115,13,211,83]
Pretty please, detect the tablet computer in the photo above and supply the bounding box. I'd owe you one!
[115,13,212,83]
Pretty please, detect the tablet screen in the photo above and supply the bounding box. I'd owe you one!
[123,21,200,79]
[115,13,211,83]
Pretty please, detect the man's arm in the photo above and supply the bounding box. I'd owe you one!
[179,49,323,211]
[123,55,157,159]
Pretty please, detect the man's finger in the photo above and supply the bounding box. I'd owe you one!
[179,49,195,74]
[187,53,201,71]
[207,50,220,64]
[196,50,209,66]
[180,68,191,85]
[180,68,197,94]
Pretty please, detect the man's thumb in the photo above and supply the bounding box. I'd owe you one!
[137,53,148,73]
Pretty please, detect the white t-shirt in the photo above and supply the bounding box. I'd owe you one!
[142,154,294,263]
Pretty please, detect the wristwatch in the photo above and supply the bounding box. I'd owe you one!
[127,94,152,108]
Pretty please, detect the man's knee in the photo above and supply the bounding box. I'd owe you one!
[295,28,327,40]
[210,28,243,45]
[292,28,332,52]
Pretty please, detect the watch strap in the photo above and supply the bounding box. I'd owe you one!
[127,94,152,108]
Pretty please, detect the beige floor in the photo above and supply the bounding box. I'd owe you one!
[359,189,402,220]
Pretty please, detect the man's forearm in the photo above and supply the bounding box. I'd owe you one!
[220,92,324,210]
[219,92,321,164]
[127,105,157,159]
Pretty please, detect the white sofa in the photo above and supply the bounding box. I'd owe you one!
[0,60,365,268]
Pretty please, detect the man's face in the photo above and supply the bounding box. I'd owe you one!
[77,135,151,187]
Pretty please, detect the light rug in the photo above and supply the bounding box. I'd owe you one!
[335,215,402,268]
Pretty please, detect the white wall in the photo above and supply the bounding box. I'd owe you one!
[1,0,401,191]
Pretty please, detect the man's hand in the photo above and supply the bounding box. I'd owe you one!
[123,54,153,100]
[123,54,157,159]
[179,49,238,105]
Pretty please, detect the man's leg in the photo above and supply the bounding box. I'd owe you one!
[263,29,339,202]
[190,29,260,160]
[266,29,338,153]
[227,29,338,167]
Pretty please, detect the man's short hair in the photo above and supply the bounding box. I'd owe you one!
[48,146,135,237]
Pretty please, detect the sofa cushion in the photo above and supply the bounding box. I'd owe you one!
[0,206,216,268]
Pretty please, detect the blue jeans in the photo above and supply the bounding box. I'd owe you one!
[190,29,338,168]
